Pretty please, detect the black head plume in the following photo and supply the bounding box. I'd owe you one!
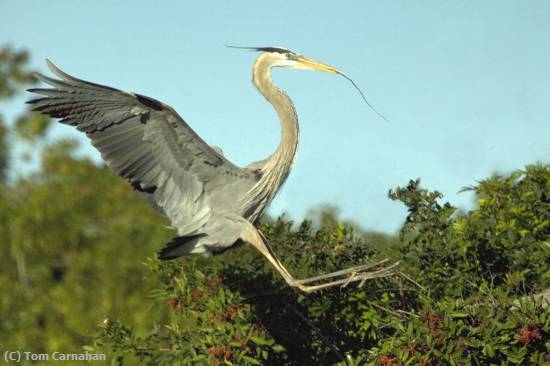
[225,45,296,55]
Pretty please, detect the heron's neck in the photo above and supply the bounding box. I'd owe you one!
[252,57,299,180]
[240,56,299,217]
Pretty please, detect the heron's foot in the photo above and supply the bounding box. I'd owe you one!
[287,260,399,293]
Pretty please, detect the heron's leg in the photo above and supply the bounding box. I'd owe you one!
[256,229,293,278]
[241,224,295,283]
[240,223,397,293]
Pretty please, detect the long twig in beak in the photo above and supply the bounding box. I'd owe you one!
[336,71,390,124]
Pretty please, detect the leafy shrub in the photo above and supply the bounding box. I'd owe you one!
[390,166,550,300]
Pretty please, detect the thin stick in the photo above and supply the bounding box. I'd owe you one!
[398,271,425,291]
[366,300,405,318]
[337,71,391,124]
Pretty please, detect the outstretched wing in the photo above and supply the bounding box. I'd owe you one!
[27,59,251,235]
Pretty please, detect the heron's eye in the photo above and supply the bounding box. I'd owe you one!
[285,52,295,60]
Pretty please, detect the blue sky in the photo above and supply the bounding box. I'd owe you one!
[1,1,550,233]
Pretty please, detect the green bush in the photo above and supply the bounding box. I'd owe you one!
[391,167,550,300]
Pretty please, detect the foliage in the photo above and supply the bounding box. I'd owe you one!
[389,172,550,300]
[1,45,549,365]
[0,140,172,355]
[0,45,35,99]
[366,293,549,365]
[0,117,7,182]
[365,170,550,365]
[93,258,287,366]
[0,44,51,183]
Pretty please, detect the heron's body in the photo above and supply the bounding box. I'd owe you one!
[28,47,395,292]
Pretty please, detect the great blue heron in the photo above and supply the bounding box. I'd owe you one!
[27,47,396,292]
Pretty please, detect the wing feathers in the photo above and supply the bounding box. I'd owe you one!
[45,58,121,93]
[28,59,252,240]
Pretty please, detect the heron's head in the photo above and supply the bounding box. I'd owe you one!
[227,45,341,74]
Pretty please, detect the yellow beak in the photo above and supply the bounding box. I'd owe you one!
[295,55,340,74]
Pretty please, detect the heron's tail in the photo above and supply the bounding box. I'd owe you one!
[158,234,207,259]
